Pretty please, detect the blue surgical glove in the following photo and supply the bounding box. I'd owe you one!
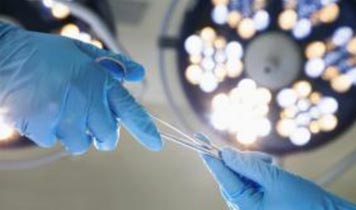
[0,23,162,155]
[202,148,356,210]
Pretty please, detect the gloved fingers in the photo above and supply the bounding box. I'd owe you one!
[93,125,121,151]
[24,114,57,148]
[0,94,58,148]
[108,84,163,151]
[0,111,57,148]
[54,80,93,155]
[192,132,272,164]
[220,188,261,210]
[55,102,91,155]
[97,54,145,82]
[221,191,240,210]
[56,125,92,155]
[96,57,126,81]
[201,154,258,206]
[240,151,273,164]
[74,40,145,82]
[221,147,275,187]
[87,90,119,151]
[192,131,272,164]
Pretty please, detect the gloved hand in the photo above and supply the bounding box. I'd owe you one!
[0,23,162,155]
[202,148,356,210]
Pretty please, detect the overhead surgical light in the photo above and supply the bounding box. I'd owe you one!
[211,0,270,39]
[184,27,245,92]
[278,0,341,39]
[210,79,272,145]
[159,0,356,155]
[51,2,71,19]
[60,23,104,49]
[276,82,339,146]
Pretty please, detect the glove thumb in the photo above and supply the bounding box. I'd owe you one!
[221,147,277,187]
[74,40,145,82]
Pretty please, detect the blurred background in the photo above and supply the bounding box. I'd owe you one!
[0,0,356,209]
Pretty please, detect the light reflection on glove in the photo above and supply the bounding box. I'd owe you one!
[0,23,162,155]
[202,147,356,210]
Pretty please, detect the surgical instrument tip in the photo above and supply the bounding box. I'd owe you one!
[150,114,221,159]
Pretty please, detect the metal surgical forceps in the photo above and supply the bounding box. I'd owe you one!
[151,115,221,159]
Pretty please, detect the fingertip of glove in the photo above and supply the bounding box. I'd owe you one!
[125,63,145,82]
[200,153,212,163]
[94,142,116,151]
[114,54,146,82]
[135,115,164,152]
[97,57,145,82]
[221,147,242,165]
[65,145,90,156]
[97,58,126,81]
[201,153,224,170]
[143,134,163,152]
[94,132,119,152]
[58,135,91,156]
